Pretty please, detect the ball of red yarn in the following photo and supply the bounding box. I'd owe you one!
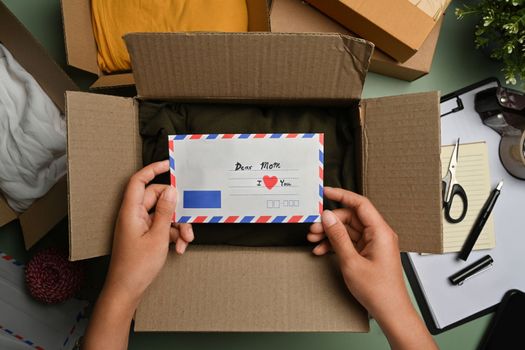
[25,248,84,304]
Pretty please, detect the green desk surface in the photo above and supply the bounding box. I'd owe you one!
[0,0,512,348]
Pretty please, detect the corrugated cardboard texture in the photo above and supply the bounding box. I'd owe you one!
[60,0,270,89]
[135,246,369,332]
[67,92,141,260]
[90,73,135,89]
[370,17,443,81]
[0,196,17,227]
[270,0,443,81]
[247,0,271,31]
[307,0,437,62]
[19,177,68,248]
[125,32,373,101]
[60,0,100,75]
[361,92,443,253]
[0,1,78,247]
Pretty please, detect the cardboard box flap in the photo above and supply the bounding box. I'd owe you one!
[19,177,68,249]
[90,73,135,89]
[0,1,78,112]
[0,195,16,227]
[247,0,271,31]
[361,92,443,253]
[135,246,369,332]
[125,32,373,101]
[66,91,141,260]
[61,0,100,75]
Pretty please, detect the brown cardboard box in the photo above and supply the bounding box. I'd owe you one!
[60,0,270,89]
[0,2,78,248]
[271,0,443,81]
[66,32,443,331]
[307,0,450,62]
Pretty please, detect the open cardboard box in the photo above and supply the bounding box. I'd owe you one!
[307,0,450,62]
[60,0,270,89]
[0,2,78,248]
[66,32,442,332]
[271,0,444,82]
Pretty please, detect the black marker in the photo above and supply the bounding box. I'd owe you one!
[449,255,494,286]
[458,180,503,261]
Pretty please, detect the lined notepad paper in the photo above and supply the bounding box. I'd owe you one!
[441,142,496,252]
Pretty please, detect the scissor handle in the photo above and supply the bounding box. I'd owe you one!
[442,182,468,224]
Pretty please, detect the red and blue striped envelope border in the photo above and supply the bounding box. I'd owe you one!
[168,133,324,223]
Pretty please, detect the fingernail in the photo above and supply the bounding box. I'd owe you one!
[321,210,337,227]
[162,186,177,202]
[176,240,188,255]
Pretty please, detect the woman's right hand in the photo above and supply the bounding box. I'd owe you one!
[308,187,437,350]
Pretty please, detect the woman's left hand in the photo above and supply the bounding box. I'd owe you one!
[105,160,193,303]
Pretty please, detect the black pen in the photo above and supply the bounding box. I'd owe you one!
[458,180,503,261]
[449,255,494,285]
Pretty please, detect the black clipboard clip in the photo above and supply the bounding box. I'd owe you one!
[441,96,464,117]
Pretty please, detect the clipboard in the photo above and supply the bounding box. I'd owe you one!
[401,77,512,334]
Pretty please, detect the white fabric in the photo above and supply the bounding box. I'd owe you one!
[0,44,66,212]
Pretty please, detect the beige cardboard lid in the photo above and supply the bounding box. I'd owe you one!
[0,1,77,246]
[135,246,369,332]
[361,92,443,253]
[66,91,141,260]
[125,32,373,102]
[270,0,444,81]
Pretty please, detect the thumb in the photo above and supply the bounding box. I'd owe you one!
[150,186,177,237]
[322,210,358,262]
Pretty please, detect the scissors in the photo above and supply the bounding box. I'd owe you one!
[442,139,468,223]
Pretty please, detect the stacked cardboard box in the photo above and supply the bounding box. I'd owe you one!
[0,2,78,248]
[271,0,444,81]
[307,0,450,62]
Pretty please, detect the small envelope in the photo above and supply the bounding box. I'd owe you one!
[168,133,324,223]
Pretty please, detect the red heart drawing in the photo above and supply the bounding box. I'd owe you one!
[263,175,278,190]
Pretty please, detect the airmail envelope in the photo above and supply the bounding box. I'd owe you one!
[168,133,324,224]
